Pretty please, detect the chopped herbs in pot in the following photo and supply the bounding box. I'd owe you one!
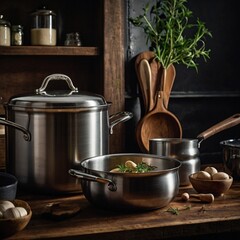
[110,160,157,173]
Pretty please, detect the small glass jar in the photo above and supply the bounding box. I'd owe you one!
[64,32,81,46]
[0,15,11,46]
[11,25,24,46]
[30,7,57,46]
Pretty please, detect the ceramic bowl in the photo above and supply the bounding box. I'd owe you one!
[0,199,32,238]
[189,173,233,196]
[0,172,18,200]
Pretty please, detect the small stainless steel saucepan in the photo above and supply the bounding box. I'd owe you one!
[149,114,240,186]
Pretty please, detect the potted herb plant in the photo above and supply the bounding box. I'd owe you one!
[130,0,212,108]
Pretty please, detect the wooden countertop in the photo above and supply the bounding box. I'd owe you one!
[5,180,240,240]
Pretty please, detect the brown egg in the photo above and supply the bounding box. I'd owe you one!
[196,171,211,180]
[212,172,229,180]
[191,172,199,179]
[204,166,218,176]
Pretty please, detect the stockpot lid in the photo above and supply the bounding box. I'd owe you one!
[6,74,108,111]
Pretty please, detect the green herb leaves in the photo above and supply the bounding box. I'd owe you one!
[129,0,212,71]
[117,161,157,173]
[166,205,191,215]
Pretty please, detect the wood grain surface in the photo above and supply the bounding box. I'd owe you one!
[7,165,240,240]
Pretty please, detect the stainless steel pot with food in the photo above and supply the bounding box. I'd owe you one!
[69,153,181,211]
[220,139,240,181]
[149,114,240,186]
[0,74,133,193]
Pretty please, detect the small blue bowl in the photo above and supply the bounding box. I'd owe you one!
[0,172,18,200]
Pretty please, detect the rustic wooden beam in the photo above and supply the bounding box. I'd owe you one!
[103,0,126,153]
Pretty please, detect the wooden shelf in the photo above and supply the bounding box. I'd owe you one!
[0,46,99,56]
[0,0,125,153]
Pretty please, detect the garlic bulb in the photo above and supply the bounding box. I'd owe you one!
[3,207,28,219]
[0,200,15,212]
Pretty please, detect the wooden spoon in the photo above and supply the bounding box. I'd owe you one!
[135,53,151,113]
[136,90,182,152]
[138,59,151,113]
[139,59,155,112]
[160,65,176,109]
[137,51,176,110]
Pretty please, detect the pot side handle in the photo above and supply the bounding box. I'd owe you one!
[68,169,117,191]
[197,113,240,147]
[109,111,133,134]
[0,118,31,141]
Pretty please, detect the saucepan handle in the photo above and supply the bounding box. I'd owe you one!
[68,169,117,191]
[197,113,240,147]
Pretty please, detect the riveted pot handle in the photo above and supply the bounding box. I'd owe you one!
[0,118,31,141]
[36,74,78,95]
[68,169,117,191]
[109,111,133,134]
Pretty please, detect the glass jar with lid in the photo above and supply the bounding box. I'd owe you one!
[11,25,24,46]
[30,6,57,46]
[0,15,11,46]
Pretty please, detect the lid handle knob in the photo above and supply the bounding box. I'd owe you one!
[36,73,78,95]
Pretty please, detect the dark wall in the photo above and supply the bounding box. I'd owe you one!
[124,0,240,164]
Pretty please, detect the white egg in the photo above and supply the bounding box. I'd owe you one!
[3,206,27,219]
[0,200,15,212]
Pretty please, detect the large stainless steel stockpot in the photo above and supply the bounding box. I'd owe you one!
[69,153,181,211]
[0,74,132,193]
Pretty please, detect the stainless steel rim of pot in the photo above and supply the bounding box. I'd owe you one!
[68,153,182,190]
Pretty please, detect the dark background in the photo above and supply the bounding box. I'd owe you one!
[124,0,240,163]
